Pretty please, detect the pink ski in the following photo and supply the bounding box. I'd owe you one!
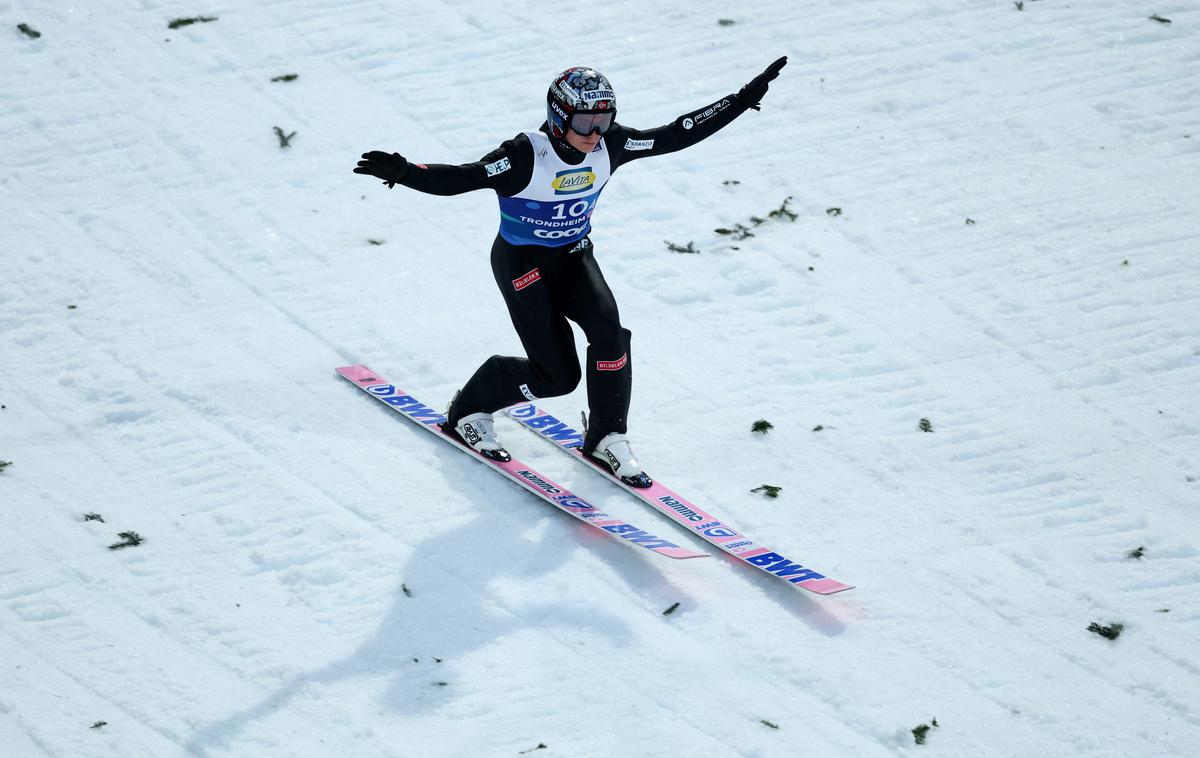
[337,366,706,560]
[506,403,853,595]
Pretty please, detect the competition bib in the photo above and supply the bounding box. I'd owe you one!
[497,131,612,247]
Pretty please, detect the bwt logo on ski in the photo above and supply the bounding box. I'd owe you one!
[517,470,561,494]
[366,385,444,424]
[745,551,827,584]
[601,523,681,551]
[507,405,584,448]
[658,495,704,523]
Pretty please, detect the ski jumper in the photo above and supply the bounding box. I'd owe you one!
[398,92,750,450]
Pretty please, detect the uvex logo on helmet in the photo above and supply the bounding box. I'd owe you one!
[547,67,617,140]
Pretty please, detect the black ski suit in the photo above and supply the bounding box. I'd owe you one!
[395,93,752,451]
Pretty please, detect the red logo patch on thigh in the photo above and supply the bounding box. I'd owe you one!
[512,268,541,291]
[596,353,628,371]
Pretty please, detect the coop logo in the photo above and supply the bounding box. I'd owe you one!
[658,495,704,523]
[551,168,596,195]
[533,226,586,240]
[513,268,541,291]
[744,551,828,584]
[516,470,561,494]
[596,353,627,372]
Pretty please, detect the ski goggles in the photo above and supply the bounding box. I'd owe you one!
[568,110,615,136]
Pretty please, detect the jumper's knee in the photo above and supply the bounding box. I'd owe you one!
[530,359,581,398]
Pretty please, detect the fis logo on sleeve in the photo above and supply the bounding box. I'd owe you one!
[551,168,596,195]
[624,138,654,151]
[485,157,511,177]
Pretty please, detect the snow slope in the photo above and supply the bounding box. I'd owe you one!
[3,1,1198,756]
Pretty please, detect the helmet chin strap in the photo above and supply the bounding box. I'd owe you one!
[544,123,587,162]
[555,137,586,161]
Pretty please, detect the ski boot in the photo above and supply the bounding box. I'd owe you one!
[446,411,511,462]
[589,432,653,489]
[442,392,510,462]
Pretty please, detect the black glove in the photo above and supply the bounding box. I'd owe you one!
[738,56,788,111]
[354,150,409,188]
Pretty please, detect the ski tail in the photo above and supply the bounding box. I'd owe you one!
[505,400,853,595]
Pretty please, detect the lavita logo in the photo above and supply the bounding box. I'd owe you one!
[551,168,596,195]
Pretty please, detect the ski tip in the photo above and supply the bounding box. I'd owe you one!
[799,579,855,595]
[336,365,383,385]
[663,549,710,560]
